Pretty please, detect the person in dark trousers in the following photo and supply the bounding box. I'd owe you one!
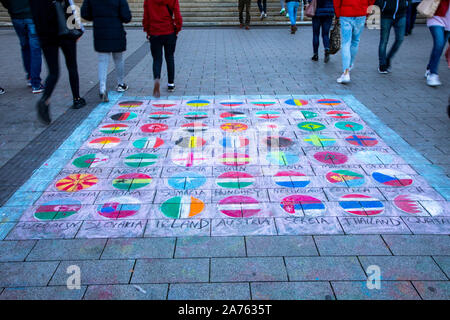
[376,0,408,74]
[143,0,182,98]
[0,0,43,93]
[239,0,251,29]
[81,0,132,102]
[29,0,86,125]
[405,0,420,36]
[258,0,267,20]
[310,0,334,62]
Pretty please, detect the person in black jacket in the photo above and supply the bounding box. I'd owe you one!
[29,0,86,125]
[375,0,408,73]
[81,0,132,102]
[310,0,334,62]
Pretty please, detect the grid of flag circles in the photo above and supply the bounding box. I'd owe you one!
[10,97,448,240]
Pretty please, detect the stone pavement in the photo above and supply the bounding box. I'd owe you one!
[0,25,449,300]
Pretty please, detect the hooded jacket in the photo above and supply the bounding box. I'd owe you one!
[375,0,408,19]
[143,0,183,36]
[333,0,376,18]
[0,0,32,20]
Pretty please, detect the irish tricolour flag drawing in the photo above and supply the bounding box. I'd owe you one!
[160,196,204,219]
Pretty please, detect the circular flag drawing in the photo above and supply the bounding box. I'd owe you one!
[326,170,365,187]
[148,111,174,120]
[280,195,325,216]
[110,112,137,121]
[168,172,206,190]
[175,136,207,149]
[303,135,336,147]
[264,136,294,148]
[220,111,247,120]
[181,122,208,133]
[313,151,348,165]
[133,137,164,149]
[141,123,168,133]
[186,100,210,108]
[273,171,310,188]
[97,197,140,219]
[335,121,364,132]
[216,172,255,189]
[124,153,158,167]
[297,121,326,132]
[372,169,413,187]
[345,135,378,147]
[255,110,281,119]
[220,100,244,107]
[184,111,208,120]
[291,110,318,119]
[99,123,129,134]
[220,153,250,166]
[339,194,384,216]
[327,110,353,119]
[257,122,285,132]
[353,151,394,164]
[73,153,109,168]
[152,100,177,108]
[285,99,308,106]
[112,173,152,190]
[160,196,204,219]
[119,101,143,108]
[220,122,248,132]
[250,100,277,107]
[394,195,442,216]
[317,99,342,106]
[172,151,208,167]
[34,199,82,220]
[218,196,261,217]
[221,136,250,148]
[88,137,121,149]
[56,174,98,192]
[266,151,299,165]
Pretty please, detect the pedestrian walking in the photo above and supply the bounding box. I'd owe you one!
[29,0,86,125]
[286,0,300,34]
[333,0,375,84]
[405,0,421,36]
[280,0,288,16]
[239,0,251,29]
[425,0,449,87]
[376,0,408,74]
[310,0,335,62]
[143,0,183,98]
[258,0,268,20]
[0,0,44,94]
[81,0,132,102]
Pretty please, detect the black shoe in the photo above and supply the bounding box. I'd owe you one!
[168,84,175,93]
[324,50,330,63]
[72,97,87,109]
[311,54,319,62]
[36,99,51,125]
[99,92,109,103]
[0,87,5,95]
[378,65,389,74]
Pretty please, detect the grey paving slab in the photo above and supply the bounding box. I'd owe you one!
[101,238,175,259]
[413,281,450,300]
[211,257,288,282]
[382,235,450,255]
[331,281,421,300]
[168,283,250,300]
[432,256,450,279]
[175,236,245,258]
[27,239,106,261]
[314,235,391,256]
[131,258,209,284]
[245,236,318,257]
[0,240,36,262]
[49,260,135,286]
[84,284,168,300]
[0,286,86,300]
[285,257,367,281]
[251,282,335,300]
[0,261,59,287]
[359,256,448,281]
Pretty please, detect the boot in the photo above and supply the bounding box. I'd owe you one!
[324,49,330,63]
[290,25,297,34]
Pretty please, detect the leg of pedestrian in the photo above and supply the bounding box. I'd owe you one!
[322,16,333,63]
[312,16,320,60]
[98,52,110,102]
[386,16,406,71]
[337,17,352,84]
[150,36,163,98]
[378,17,392,74]
[164,33,177,93]
[113,52,128,92]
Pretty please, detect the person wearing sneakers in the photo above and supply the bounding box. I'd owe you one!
[286,0,300,34]
[143,0,183,98]
[333,0,375,84]
[310,0,334,62]
[81,0,132,102]
[238,0,251,29]
[425,0,449,87]
[258,0,268,20]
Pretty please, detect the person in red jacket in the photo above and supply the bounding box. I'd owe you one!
[143,0,183,97]
[333,0,375,84]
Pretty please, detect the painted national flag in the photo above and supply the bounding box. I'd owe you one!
[280,195,325,216]
[335,121,364,131]
[148,111,174,120]
[55,174,98,192]
[372,169,413,187]
[110,112,137,121]
[339,194,384,216]
[317,99,342,106]
[220,153,250,166]
[291,111,318,119]
[186,100,210,107]
[218,196,261,217]
[172,151,208,167]
[119,101,144,108]
[124,153,158,167]
[345,135,379,147]
[220,111,247,120]
[393,195,424,215]
[266,151,299,166]
[88,137,121,149]
[220,122,248,132]
[221,136,250,148]
[220,100,244,107]
[168,172,206,190]
[99,123,129,134]
[250,100,277,107]
[326,170,365,187]
[141,123,169,133]
[257,122,285,132]
[264,136,293,148]
[112,173,152,190]
[97,200,140,219]
[216,172,255,189]
[34,199,82,220]
[303,134,336,147]
[181,122,208,132]
[184,111,208,120]
[327,110,352,119]
[133,137,164,149]
[160,196,204,219]
[175,136,207,149]
[72,153,109,168]
[285,99,308,106]
[313,151,348,165]
[273,171,310,188]
[297,121,326,131]
[152,100,177,108]
[255,110,281,119]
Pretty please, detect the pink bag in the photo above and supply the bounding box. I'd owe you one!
[305,0,317,18]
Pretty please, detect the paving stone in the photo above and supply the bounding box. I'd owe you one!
[49,260,135,286]
[382,235,450,255]
[331,281,421,300]
[432,256,450,278]
[27,239,106,261]
[314,235,391,256]
[84,284,168,300]
[101,238,175,259]
[211,257,288,282]
[359,256,447,281]
[412,281,450,300]
[0,286,86,300]
[285,257,366,281]
[0,240,36,262]
[0,262,59,287]
[168,283,250,300]
[131,259,209,284]
[175,236,245,258]
[251,282,334,300]
[245,236,318,257]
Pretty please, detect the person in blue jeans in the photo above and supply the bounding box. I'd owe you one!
[376,0,408,74]
[0,0,43,93]
[310,0,334,62]
[405,0,420,36]
[286,0,300,34]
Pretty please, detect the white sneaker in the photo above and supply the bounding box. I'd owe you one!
[286,13,289,18]
[426,73,441,87]
[424,69,430,78]
[337,73,351,84]
[260,12,264,19]
[264,13,267,18]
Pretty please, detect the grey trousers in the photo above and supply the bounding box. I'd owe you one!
[98,52,124,93]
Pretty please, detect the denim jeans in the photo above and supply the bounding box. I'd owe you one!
[239,0,251,25]
[98,52,125,94]
[150,33,177,84]
[340,16,366,73]
[11,19,42,88]
[312,16,333,54]
[286,1,299,26]
[405,2,419,34]
[280,0,285,9]
[378,16,406,67]
[427,26,450,75]
[258,0,267,13]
